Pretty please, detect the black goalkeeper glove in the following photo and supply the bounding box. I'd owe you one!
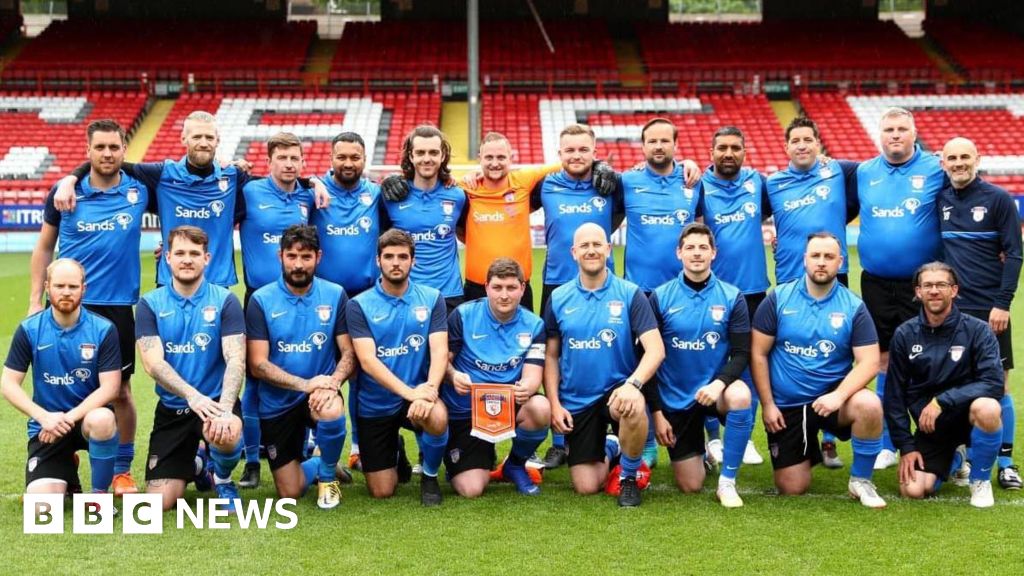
[380,174,411,202]
[591,161,617,197]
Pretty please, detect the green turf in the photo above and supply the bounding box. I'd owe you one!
[0,248,1022,575]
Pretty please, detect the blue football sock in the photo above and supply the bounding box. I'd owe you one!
[315,416,346,483]
[242,416,261,464]
[645,419,657,450]
[704,416,721,441]
[348,382,360,446]
[620,454,642,479]
[970,426,1003,482]
[209,442,242,482]
[605,435,621,462]
[420,429,448,477]
[875,373,896,452]
[510,427,548,466]
[552,433,565,449]
[300,457,320,493]
[114,441,134,475]
[999,394,1015,469]
[823,430,838,444]
[850,435,882,480]
[722,409,753,480]
[88,434,119,492]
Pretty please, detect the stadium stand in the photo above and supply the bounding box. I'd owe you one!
[926,19,1024,80]
[800,92,1024,192]
[0,13,21,45]
[330,20,617,86]
[484,93,788,173]
[636,20,940,84]
[142,92,441,173]
[0,92,149,202]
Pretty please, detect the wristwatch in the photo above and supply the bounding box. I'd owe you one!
[625,377,643,390]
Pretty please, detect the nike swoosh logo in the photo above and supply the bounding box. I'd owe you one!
[398,203,412,210]
[159,311,174,318]
[372,314,388,322]
[472,334,487,340]
[869,179,884,186]
[782,309,798,315]
[633,187,648,193]
[564,307,579,314]
[668,306,684,314]
[909,352,922,360]
[552,186,568,192]
[258,203,273,210]
[271,311,287,319]
[777,182,788,190]
[75,195,87,201]
[37,343,53,351]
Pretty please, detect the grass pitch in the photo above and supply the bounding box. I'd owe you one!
[0,248,1021,575]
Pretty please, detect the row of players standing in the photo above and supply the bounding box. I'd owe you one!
[7,106,1020,508]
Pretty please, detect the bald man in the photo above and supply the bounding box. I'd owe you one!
[939,137,1023,490]
[543,223,665,506]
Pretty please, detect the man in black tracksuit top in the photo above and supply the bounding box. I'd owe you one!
[884,262,1004,507]
[938,136,1022,490]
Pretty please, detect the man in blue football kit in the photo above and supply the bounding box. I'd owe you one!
[3,259,120,496]
[237,132,316,488]
[28,120,149,495]
[136,226,245,512]
[695,126,771,467]
[247,225,353,510]
[310,131,392,476]
[751,233,886,508]
[884,262,1004,507]
[648,223,753,508]
[850,108,945,471]
[939,136,1023,490]
[383,125,466,312]
[347,229,450,506]
[766,117,858,286]
[444,258,549,497]
[544,223,665,507]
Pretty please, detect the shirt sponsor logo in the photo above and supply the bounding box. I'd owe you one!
[325,217,373,236]
[376,334,425,358]
[193,333,211,352]
[557,197,606,215]
[782,194,819,212]
[473,356,522,373]
[472,211,505,223]
[175,200,225,219]
[670,331,721,351]
[870,198,921,219]
[409,224,452,243]
[277,331,328,353]
[76,212,134,233]
[262,232,283,244]
[567,329,617,350]
[42,370,90,386]
[783,339,836,358]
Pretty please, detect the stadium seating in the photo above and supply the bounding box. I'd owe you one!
[800,92,1024,193]
[330,20,617,85]
[636,20,939,83]
[484,93,789,174]
[4,19,316,82]
[0,92,149,203]
[926,19,1024,80]
[143,92,442,175]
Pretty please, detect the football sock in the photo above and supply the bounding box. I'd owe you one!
[510,427,547,466]
[823,430,838,445]
[876,373,896,452]
[420,429,448,477]
[315,416,346,483]
[300,457,320,493]
[850,435,882,480]
[114,441,134,475]
[209,442,242,482]
[552,432,565,449]
[999,394,1015,469]
[971,426,1003,482]
[605,435,621,462]
[721,409,753,480]
[348,382,360,446]
[415,429,426,461]
[242,416,261,464]
[620,453,642,480]
[704,416,721,442]
[88,434,119,492]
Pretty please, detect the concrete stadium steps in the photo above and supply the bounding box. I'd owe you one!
[441,101,471,164]
[127,99,175,163]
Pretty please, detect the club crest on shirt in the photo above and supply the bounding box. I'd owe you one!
[608,300,624,322]
[819,166,833,179]
[911,175,925,190]
[683,187,694,200]
[504,192,516,203]
[300,204,309,219]
[414,306,429,323]
[218,176,229,192]
[710,305,725,322]
[80,343,95,361]
[950,345,964,362]
[441,200,455,216]
[744,180,756,194]
[203,305,217,324]
[126,187,139,204]
[517,332,532,349]
[317,305,332,323]
[971,206,987,222]
[360,192,373,206]
[829,312,846,330]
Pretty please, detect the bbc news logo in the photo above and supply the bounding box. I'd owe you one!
[24,494,298,534]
